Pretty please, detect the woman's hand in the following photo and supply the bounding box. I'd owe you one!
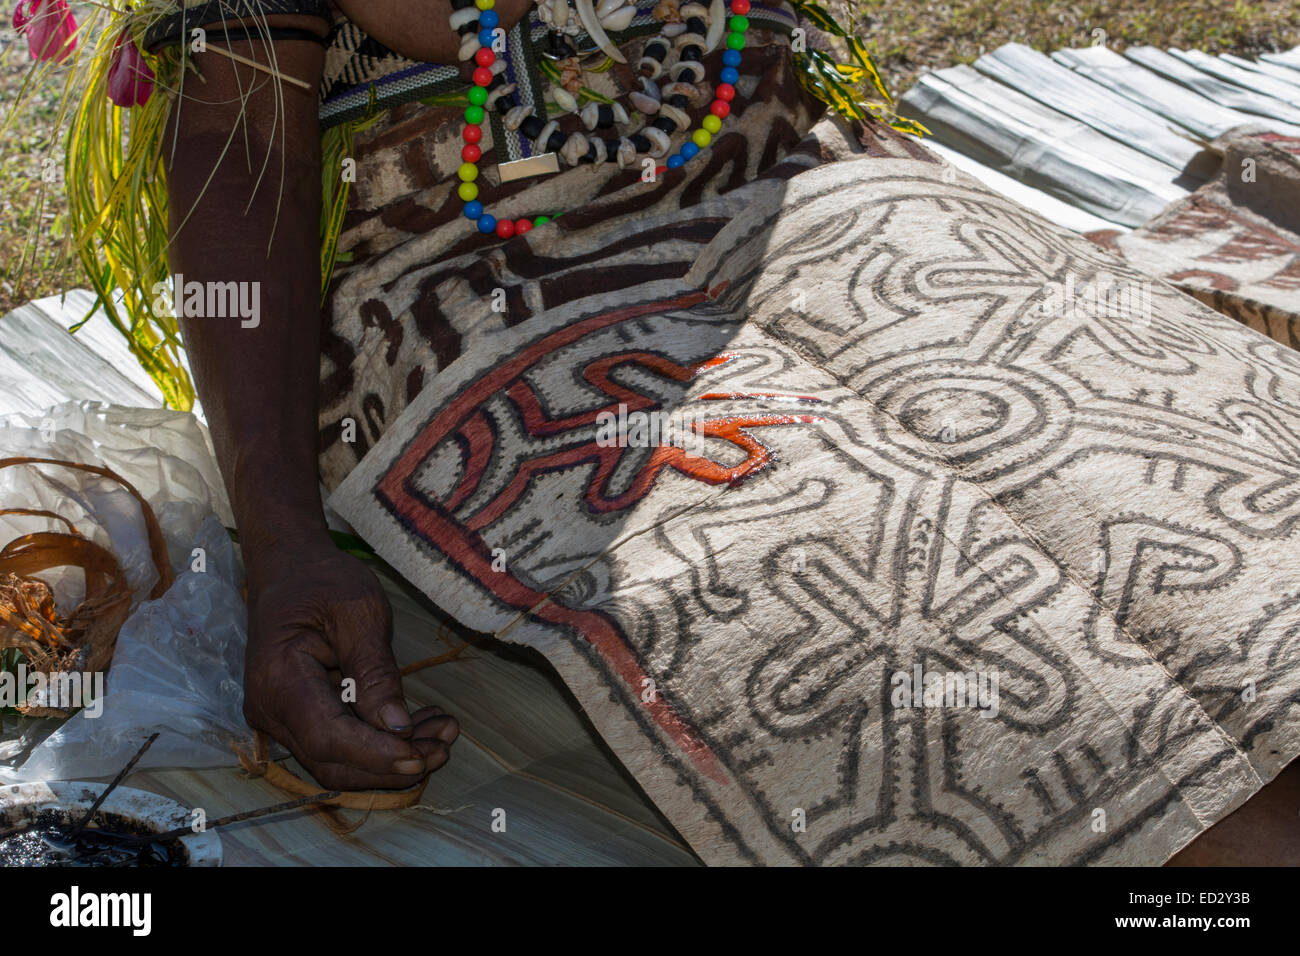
[243,537,459,791]
[164,25,463,790]
[164,32,458,789]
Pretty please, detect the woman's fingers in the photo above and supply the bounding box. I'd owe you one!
[255,652,462,789]
[413,710,460,746]
[330,592,413,735]
[243,560,462,790]
[269,646,428,787]
[409,708,460,771]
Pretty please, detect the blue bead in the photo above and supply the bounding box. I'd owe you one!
[667,155,685,169]
[720,66,739,85]
[722,49,741,67]
[477,214,497,233]
[478,27,497,48]
[479,9,499,27]
[464,200,484,220]
[681,142,699,159]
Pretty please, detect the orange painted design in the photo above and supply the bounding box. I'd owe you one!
[375,289,823,784]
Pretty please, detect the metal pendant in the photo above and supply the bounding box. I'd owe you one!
[540,25,602,60]
[498,152,562,182]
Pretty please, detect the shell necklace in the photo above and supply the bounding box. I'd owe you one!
[451,0,751,237]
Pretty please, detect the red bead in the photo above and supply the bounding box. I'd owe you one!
[515,219,533,234]
[463,124,482,143]
[495,219,516,238]
[475,47,495,67]
[731,0,749,13]
[462,143,482,162]
[715,83,735,102]
[472,66,493,87]
[711,99,730,118]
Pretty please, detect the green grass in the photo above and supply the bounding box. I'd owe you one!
[858,0,1300,100]
[0,30,80,318]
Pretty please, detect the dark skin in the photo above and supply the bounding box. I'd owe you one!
[164,3,531,790]
[166,4,1296,856]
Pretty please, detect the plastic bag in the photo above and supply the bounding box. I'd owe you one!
[0,401,258,779]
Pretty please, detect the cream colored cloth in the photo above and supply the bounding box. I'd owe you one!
[1109,127,1300,350]
[332,140,1300,865]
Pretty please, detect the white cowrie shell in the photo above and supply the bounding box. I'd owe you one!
[616,137,637,168]
[629,91,660,114]
[599,6,635,31]
[670,60,705,82]
[642,125,671,158]
[552,0,570,28]
[681,3,708,18]
[561,131,590,165]
[505,104,534,130]
[537,119,560,148]
[484,82,516,108]
[661,21,686,37]
[658,102,690,129]
[449,8,481,29]
[552,86,578,113]
[596,0,626,18]
[662,81,699,102]
[637,56,664,79]
[580,102,601,129]
[459,36,481,60]
[589,135,607,165]
[611,103,629,124]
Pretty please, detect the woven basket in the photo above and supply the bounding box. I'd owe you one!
[0,457,173,718]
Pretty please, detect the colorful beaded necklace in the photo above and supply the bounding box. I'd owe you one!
[451,0,751,238]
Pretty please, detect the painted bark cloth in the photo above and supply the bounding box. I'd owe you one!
[1102,128,1300,351]
[324,120,1300,864]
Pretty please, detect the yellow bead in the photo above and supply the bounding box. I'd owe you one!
[702,114,722,134]
[692,128,712,149]
[458,162,478,182]
[458,182,479,201]
[475,0,494,8]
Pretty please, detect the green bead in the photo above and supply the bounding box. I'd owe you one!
[458,162,478,182]
[468,86,488,106]
[458,182,479,201]
[465,105,485,124]
[726,32,745,50]
[702,114,722,134]
[534,215,551,225]
[729,14,748,32]
[692,128,711,149]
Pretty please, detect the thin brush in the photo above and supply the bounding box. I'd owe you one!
[119,790,345,845]
[68,731,159,836]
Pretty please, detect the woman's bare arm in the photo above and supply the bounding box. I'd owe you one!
[333,0,532,63]
[165,26,458,789]
[166,27,328,573]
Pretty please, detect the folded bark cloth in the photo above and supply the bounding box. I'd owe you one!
[1103,126,1300,350]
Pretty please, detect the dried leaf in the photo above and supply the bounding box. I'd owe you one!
[0,457,173,717]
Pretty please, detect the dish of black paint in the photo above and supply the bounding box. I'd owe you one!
[0,810,185,867]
